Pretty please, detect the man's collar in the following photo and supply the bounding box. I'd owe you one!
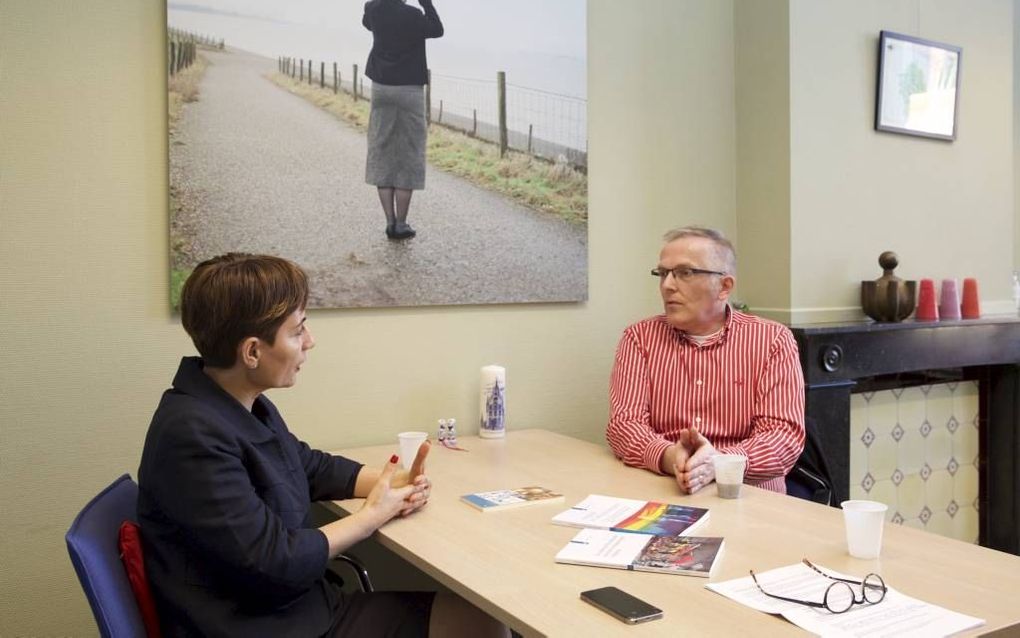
[675,305,733,347]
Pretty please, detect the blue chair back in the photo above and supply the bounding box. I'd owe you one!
[66,474,147,638]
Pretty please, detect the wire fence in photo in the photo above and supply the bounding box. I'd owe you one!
[278,55,587,169]
[429,72,587,168]
[168,28,223,76]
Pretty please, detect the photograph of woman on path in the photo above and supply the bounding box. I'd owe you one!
[363,0,444,240]
[167,0,587,309]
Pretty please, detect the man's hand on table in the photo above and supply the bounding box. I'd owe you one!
[674,427,720,494]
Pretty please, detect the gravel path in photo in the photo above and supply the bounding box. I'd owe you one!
[170,48,587,307]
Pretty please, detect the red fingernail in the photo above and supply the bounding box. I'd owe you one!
[390,454,399,464]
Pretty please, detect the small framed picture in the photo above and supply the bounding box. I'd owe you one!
[875,30,961,141]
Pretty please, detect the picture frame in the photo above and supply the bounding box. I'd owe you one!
[875,30,961,141]
[165,1,588,311]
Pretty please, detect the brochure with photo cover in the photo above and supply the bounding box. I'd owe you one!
[461,486,564,512]
[556,528,725,578]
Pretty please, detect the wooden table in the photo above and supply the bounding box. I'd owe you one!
[328,430,1020,637]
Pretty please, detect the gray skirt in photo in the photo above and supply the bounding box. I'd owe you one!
[365,83,427,190]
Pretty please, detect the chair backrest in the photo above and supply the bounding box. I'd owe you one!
[786,417,836,507]
[66,474,147,638]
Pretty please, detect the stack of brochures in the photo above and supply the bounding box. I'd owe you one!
[551,494,723,577]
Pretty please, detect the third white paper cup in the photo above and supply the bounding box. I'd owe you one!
[397,431,428,470]
[841,500,888,559]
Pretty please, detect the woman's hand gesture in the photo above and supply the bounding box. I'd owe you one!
[393,441,431,516]
[360,455,418,526]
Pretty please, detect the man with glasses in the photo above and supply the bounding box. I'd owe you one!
[606,226,805,494]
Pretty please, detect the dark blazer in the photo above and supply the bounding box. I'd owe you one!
[137,357,363,637]
[363,0,443,86]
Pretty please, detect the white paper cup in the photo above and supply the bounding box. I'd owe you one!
[841,500,888,559]
[397,432,428,470]
[712,454,747,499]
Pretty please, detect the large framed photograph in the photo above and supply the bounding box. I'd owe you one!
[875,30,961,141]
[166,1,587,310]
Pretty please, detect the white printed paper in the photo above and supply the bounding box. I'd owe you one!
[706,562,984,638]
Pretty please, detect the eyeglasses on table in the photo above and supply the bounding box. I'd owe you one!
[750,559,887,614]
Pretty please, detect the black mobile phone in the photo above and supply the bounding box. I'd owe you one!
[580,586,663,624]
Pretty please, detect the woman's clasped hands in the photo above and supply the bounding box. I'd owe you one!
[362,440,432,523]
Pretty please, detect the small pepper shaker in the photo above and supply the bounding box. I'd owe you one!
[446,418,458,447]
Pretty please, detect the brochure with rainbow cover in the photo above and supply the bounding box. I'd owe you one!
[551,494,709,536]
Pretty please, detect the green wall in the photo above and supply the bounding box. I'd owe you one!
[1,0,1015,634]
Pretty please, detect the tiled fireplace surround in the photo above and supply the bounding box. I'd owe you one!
[791,316,1020,555]
[849,383,978,543]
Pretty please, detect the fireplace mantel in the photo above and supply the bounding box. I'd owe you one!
[790,315,1020,554]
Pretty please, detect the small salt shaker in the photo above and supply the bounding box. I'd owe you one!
[446,418,458,447]
[437,419,448,444]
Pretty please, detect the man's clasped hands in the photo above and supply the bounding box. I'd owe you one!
[662,427,726,495]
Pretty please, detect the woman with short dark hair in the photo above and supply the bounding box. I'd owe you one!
[139,253,506,636]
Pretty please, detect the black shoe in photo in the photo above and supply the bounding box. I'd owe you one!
[392,222,417,240]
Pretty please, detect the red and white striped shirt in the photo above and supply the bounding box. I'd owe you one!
[607,309,805,493]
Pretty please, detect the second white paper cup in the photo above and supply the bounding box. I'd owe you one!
[712,454,747,499]
[397,431,428,470]
[841,500,888,559]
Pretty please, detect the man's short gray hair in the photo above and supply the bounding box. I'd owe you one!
[662,226,736,275]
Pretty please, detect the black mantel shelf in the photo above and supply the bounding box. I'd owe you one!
[789,315,1020,555]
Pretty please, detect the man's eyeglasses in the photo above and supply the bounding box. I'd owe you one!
[650,266,727,281]
[750,559,887,614]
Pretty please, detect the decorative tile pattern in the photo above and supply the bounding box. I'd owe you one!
[926,423,953,470]
[898,428,924,475]
[848,381,979,544]
[897,387,925,432]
